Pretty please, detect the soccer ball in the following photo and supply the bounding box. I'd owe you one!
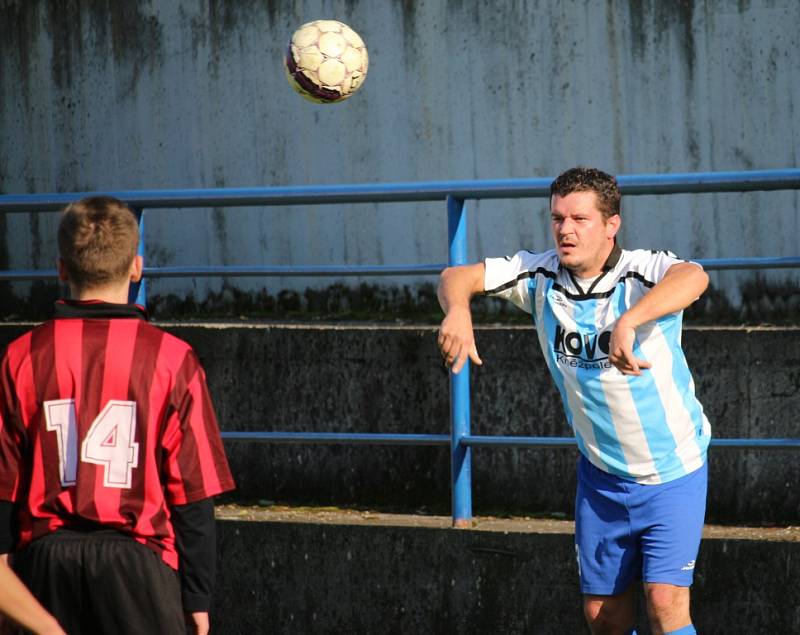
[284,20,369,104]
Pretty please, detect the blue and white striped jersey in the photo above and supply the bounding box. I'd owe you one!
[484,245,711,484]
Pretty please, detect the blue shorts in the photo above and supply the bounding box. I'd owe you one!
[574,455,707,595]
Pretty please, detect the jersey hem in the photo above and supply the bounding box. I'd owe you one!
[171,479,236,506]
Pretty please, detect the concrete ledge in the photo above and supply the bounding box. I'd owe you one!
[213,511,800,634]
[2,323,799,523]
[187,323,800,523]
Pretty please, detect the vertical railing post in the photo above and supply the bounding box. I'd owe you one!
[446,195,472,528]
[129,207,146,306]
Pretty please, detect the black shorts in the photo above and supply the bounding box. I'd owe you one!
[12,529,185,635]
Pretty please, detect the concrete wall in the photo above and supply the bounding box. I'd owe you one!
[181,323,800,525]
[213,519,800,634]
[1,0,799,305]
[1,322,797,525]
[1,318,797,631]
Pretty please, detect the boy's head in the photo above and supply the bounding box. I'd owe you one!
[57,196,140,292]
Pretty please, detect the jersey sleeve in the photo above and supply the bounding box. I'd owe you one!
[161,349,235,506]
[627,249,698,285]
[0,351,25,503]
[171,498,216,612]
[484,250,548,314]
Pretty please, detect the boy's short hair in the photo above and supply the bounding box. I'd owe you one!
[58,196,139,289]
[550,166,621,220]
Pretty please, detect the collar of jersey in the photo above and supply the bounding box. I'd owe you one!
[603,241,622,270]
[560,241,622,297]
[557,241,622,274]
[54,299,148,320]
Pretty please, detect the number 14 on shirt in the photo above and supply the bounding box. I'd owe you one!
[45,399,140,489]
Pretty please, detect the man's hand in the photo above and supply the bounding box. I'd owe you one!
[606,262,708,376]
[437,305,483,374]
[608,318,651,376]
[436,263,486,374]
[607,261,708,378]
[185,611,210,635]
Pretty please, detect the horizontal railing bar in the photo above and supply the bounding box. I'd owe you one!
[143,264,446,278]
[0,264,447,281]
[4,255,800,282]
[463,435,577,448]
[463,436,800,449]
[1,169,798,212]
[695,256,800,270]
[708,438,800,449]
[220,431,451,445]
[616,169,800,195]
[220,432,800,450]
[0,270,58,281]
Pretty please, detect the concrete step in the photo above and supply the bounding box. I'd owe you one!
[212,506,800,634]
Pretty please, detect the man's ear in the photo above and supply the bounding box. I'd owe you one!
[57,258,69,282]
[606,214,621,239]
[130,255,143,283]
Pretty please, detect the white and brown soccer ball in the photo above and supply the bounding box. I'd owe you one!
[284,20,369,104]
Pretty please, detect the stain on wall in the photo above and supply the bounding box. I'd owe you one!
[1,0,798,307]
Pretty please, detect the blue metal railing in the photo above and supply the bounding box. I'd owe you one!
[219,431,800,451]
[447,195,473,527]
[2,168,799,212]
[2,168,800,526]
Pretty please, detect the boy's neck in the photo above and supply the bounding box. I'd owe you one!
[70,283,131,304]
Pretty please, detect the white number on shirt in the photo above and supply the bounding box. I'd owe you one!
[45,399,140,489]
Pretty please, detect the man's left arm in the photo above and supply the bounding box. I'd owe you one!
[172,498,215,635]
[164,351,235,634]
[609,262,709,376]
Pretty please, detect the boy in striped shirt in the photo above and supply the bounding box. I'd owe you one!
[0,196,235,634]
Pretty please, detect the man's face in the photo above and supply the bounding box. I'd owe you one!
[550,191,620,277]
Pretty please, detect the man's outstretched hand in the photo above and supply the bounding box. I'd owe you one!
[437,306,483,374]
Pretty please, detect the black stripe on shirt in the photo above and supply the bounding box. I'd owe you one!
[485,267,557,295]
[555,271,656,300]
[486,269,656,300]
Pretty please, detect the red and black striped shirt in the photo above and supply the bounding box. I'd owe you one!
[0,300,235,569]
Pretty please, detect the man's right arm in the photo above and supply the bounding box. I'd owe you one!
[437,262,486,374]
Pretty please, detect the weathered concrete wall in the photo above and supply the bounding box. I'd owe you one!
[182,323,800,525]
[1,0,799,304]
[1,322,797,524]
[214,519,800,634]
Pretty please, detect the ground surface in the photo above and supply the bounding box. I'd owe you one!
[216,504,800,541]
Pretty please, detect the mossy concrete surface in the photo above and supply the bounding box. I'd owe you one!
[1,322,798,632]
[1,323,798,524]
[213,512,800,634]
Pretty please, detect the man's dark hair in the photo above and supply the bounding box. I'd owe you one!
[550,166,621,220]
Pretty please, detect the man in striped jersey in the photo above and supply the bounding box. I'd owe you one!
[0,196,235,634]
[437,167,710,635]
